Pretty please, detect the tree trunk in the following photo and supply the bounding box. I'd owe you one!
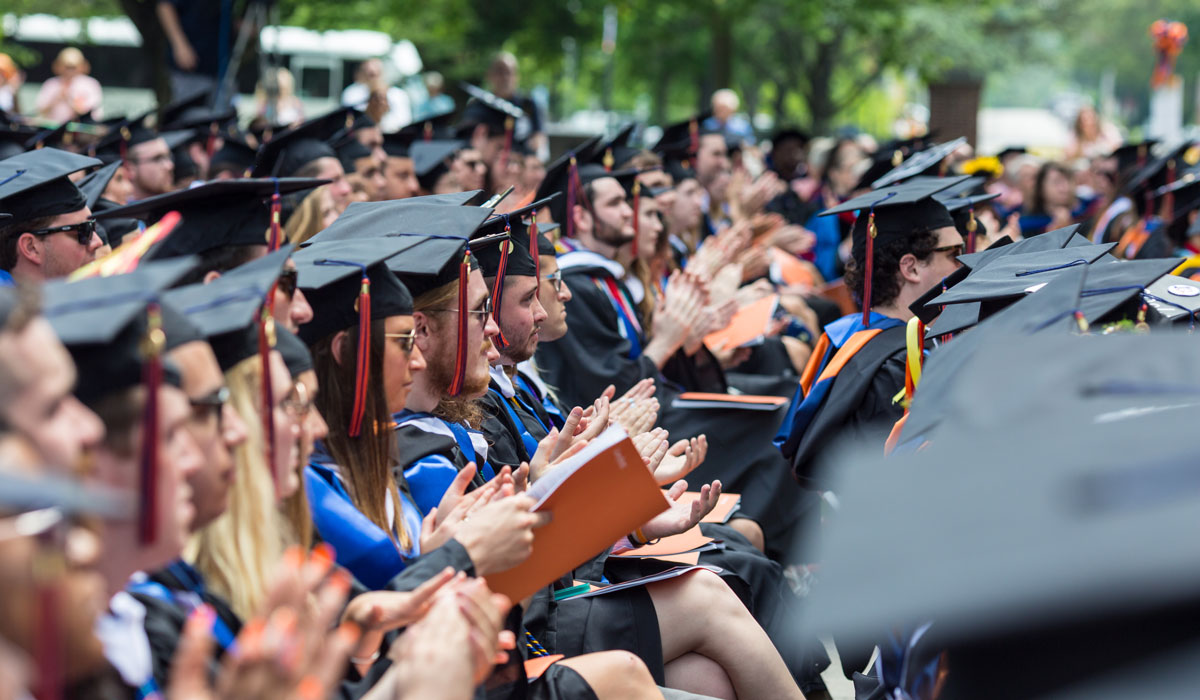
[709,7,733,91]
[807,36,841,134]
[120,0,172,111]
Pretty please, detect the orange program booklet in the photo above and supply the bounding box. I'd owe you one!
[704,293,779,350]
[484,427,671,603]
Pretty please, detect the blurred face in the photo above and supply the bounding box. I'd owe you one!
[772,138,806,178]
[290,370,327,470]
[384,156,420,200]
[584,177,634,247]
[636,196,664,263]
[92,384,203,595]
[22,206,102,279]
[1042,167,1073,209]
[353,155,387,201]
[1016,163,1039,203]
[170,341,246,532]
[418,270,500,401]
[266,351,302,499]
[495,275,547,364]
[355,126,386,163]
[451,149,486,192]
[670,178,705,231]
[359,59,383,83]
[126,138,175,196]
[102,166,135,206]
[695,134,730,189]
[311,157,352,211]
[536,256,571,342]
[487,59,518,97]
[0,319,104,471]
[522,154,546,192]
[383,315,426,414]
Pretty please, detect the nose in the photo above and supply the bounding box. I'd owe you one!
[87,231,103,253]
[222,402,249,449]
[73,399,105,448]
[484,314,500,340]
[409,343,427,373]
[532,297,548,324]
[289,288,314,328]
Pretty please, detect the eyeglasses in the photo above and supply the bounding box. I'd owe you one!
[189,386,230,432]
[542,270,563,293]
[28,219,98,246]
[932,244,965,258]
[281,381,312,418]
[427,297,493,328]
[276,268,298,301]
[384,329,416,353]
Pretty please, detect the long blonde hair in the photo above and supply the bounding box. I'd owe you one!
[187,355,294,620]
[284,185,334,246]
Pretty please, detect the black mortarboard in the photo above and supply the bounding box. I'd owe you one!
[994,145,1027,161]
[209,131,257,177]
[852,151,902,192]
[76,160,123,210]
[593,123,641,171]
[933,178,1000,254]
[274,326,313,378]
[456,83,525,138]
[0,125,38,159]
[1143,273,1200,324]
[650,112,715,154]
[382,131,415,159]
[0,148,98,226]
[252,107,356,177]
[1121,140,1194,205]
[333,132,374,174]
[95,178,326,260]
[536,140,636,229]
[1108,139,1159,175]
[397,108,457,142]
[161,89,237,146]
[165,249,290,371]
[954,224,1084,270]
[929,243,1117,306]
[305,199,491,247]
[871,137,968,189]
[91,106,194,160]
[293,238,416,434]
[471,198,556,348]
[536,223,561,256]
[411,139,465,190]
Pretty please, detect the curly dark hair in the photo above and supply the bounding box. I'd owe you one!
[0,215,56,272]
[845,229,940,308]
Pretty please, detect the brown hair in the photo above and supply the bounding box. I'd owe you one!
[0,216,55,271]
[311,320,411,549]
[414,279,485,429]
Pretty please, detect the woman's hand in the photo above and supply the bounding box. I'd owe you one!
[639,479,723,541]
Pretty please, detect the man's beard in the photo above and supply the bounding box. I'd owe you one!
[498,321,539,365]
[425,336,493,399]
[593,213,633,248]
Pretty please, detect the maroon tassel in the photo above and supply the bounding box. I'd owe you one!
[349,274,371,437]
[138,303,165,545]
[448,253,470,397]
[206,122,219,159]
[119,126,130,163]
[688,118,699,157]
[631,180,642,258]
[862,212,877,327]
[267,179,283,251]
[491,235,511,349]
[259,308,277,484]
[1163,159,1177,221]
[530,213,541,298]
[423,122,433,142]
[566,156,578,239]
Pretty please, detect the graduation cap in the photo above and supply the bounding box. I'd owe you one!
[0,127,35,160]
[994,145,1027,161]
[252,107,357,177]
[593,123,641,171]
[397,107,457,142]
[91,106,194,161]
[94,178,326,260]
[851,151,901,193]
[472,196,559,346]
[929,242,1117,306]
[933,178,1001,254]
[871,137,968,189]
[650,112,715,155]
[1108,139,1158,174]
[536,222,561,256]
[23,122,80,151]
[411,139,466,191]
[0,148,100,227]
[457,83,525,137]
[76,160,123,210]
[954,224,1085,271]
[1143,274,1200,324]
[382,131,415,159]
[536,142,637,235]
[275,325,313,378]
[209,131,258,177]
[332,131,374,174]
[304,198,492,247]
[1121,140,1195,209]
[293,238,417,434]
[821,178,963,325]
[161,89,237,157]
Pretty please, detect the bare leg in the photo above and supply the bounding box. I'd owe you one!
[664,653,735,700]
[558,650,665,700]
[648,570,804,700]
[728,517,765,552]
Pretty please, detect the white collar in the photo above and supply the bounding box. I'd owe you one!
[489,365,516,398]
[394,414,489,461]
[557,248,626,280]
[97,591,153,687]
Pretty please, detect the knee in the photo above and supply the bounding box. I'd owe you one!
[729,517,765,552]
[562,650,657,697]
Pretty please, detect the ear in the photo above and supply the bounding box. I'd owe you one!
[330,329,350,367]
[412,311,434,350]
[572,203,591,234]
[16,233,43,267]
[897,252,922,285]
[202,270,221,284]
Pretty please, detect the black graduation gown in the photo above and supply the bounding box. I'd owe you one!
[787,325,908,490]
[535,262,806,561]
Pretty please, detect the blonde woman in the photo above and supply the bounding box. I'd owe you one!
[36,48,102,122]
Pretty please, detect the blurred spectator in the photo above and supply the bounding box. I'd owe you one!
[1066,105,1122,160]
[365,79,391,129]
[1021,161,1093,236]
[156,0,230,99]
[342,58,410,131]
[35,48,102,122]
[414,71,455,119]
[703,89,755,146]
[256,67,304,126]
[0,54,21,113]
[486,52,545,158]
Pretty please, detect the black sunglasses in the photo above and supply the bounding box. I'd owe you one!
[28,219,98,246]
[276,268,298,300]
[932,244,965,258]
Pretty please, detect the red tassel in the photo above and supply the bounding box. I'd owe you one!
[1163,159,1177,221]
[118,126,130,163]
[423,121,433,142]
[862,212,876,328]
[206,122,219,159]
[491,232,511,349]
[349,274,371,437]
[448,253,470,397]
[259,308,277,484]
[688,118,699,157]
[631,180,642,258]
[566,156,578,239]
[139,303,165,545]
[603,147,614,173]
[267,180,283,251]
[530,213,541,298]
